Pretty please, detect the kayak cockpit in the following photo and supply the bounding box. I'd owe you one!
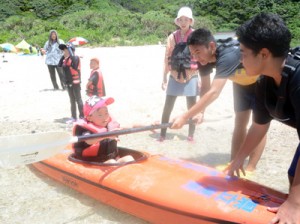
[68,147,148,166]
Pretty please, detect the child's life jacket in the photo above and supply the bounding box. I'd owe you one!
[86,68,106,97]
[61,55,81,85]
[72,118,120,162]
[168,28,199,81]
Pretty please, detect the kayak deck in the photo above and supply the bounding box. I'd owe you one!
[32,147,286,224]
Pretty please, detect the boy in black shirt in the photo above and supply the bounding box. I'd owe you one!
[226,13,300,223]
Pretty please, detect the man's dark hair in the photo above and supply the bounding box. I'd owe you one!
[187,28,215,47]
[236,13,291,57]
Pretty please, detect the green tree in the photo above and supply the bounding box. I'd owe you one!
[0,0,299,46]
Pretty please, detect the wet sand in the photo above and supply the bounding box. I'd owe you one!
[0,46,297,223]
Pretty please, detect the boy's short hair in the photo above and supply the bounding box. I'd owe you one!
[187,28,215,47]
[59,42,75,51]
[236,13,291,57]
[90,57,100,65]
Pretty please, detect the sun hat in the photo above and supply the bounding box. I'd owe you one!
[174,6,194,26]
[84,96,114,117]
[59,42,75,51]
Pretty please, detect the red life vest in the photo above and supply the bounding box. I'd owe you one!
[73,118,119,160]
[63,56,81,84]
[86,68,105,96]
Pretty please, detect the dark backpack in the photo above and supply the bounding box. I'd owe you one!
[274,46,300,118]
[168,29,198,81]
[216,37,240,53]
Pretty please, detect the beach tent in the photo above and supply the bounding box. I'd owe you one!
[15,39,37,54]
[0,43,17,52]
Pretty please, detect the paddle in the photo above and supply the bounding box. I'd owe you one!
[0,115,233,169]
[0,123,172,169]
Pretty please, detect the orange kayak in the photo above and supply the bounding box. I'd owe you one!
[32,146,286,224]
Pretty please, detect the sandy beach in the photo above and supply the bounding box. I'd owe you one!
[0,45,298,224]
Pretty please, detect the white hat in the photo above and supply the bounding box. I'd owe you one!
[174,7,194,26]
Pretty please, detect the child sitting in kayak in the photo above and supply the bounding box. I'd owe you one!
[73,95,134,164]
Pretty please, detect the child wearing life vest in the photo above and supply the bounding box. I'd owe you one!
[73,96,134,164]
[58,43,84,122]
[86,57,106,97]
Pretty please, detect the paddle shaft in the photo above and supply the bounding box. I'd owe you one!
[0,115,230,168]
[75,123,172,142]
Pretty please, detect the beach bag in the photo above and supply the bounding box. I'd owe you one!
[169,29,198,81]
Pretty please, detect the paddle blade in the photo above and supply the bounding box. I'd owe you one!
[0,132,71,168]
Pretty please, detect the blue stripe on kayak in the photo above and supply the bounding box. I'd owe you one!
[38,161,239,224]
[183,181,258,213]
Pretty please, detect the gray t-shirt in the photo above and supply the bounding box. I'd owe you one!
[199,39,258,85]
[215,40,241,78]
[199,39,241,78]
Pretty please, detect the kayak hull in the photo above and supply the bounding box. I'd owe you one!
[32,147,286,224]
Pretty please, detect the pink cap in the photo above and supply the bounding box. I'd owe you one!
[84,96,114,117]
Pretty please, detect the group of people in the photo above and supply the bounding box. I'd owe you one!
[41,30,130,163]
[169,8,300,224]
[41,30,106,122]
[162,7,266,172]
[41,7,299,223]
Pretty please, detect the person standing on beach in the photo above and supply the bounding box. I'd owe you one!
[86,57,106,97]
[171,28,266,172]
[225,13,300,223]
[41,30,66,90]
[58,43,84,122]
[159,6,204,143]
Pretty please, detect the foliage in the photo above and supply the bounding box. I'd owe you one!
[0,0,22,21]
[193,0,300,45]
[0,0,299,47]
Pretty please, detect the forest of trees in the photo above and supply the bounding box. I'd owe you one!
[0,0,299,47]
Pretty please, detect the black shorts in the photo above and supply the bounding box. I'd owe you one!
[233,83,256,112]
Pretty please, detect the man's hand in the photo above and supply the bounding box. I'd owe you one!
[192,112,204,124]
[268,198,300,224]
[224,159,246,177]
[171,113,188,129]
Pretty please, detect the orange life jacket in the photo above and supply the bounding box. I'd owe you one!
[86,68,105,96]
[63,56,81,84]
[73,118,119,160]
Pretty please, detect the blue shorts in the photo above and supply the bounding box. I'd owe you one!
[288,144,300,177]
[233,83,256,112]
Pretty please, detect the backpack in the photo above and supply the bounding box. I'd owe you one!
[216,37,240,53]
[290,46,300,61]
[274,46,300,118]
[168,29,198,81]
